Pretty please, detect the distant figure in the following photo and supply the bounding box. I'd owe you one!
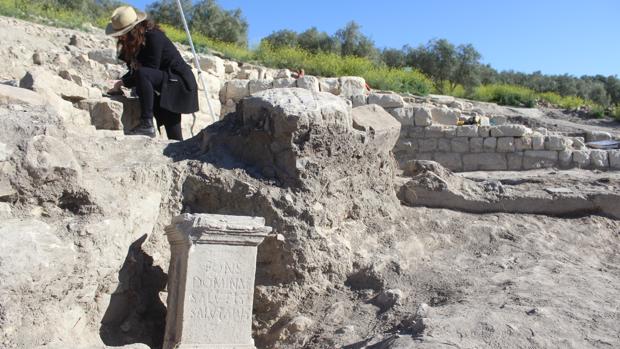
[105,6,198,140]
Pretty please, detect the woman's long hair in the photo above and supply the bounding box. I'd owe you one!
[117,19,161,65]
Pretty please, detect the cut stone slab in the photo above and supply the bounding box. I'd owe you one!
[20,68,101,102]
[24,135,82,183]
[387,107,415,126]
[0,84,45,106]
[339,76,366,97]
[199,54,225,77]
[87,48,118,65]
[77,98,124,130]
[523,150,558,170]
[351,104,401,153]
[414,106,433,126]
[610,150,620,170]
[296,76,320,92]
[248,79,274,95]
[367,93,405,108]
[163,213,271,349]
[585,131,612,142]
[431,107,459,125]
[463,153,507,171]
[590,150,609,169]
[223,79,250,102]
[319,77,340,95]
[490,125,531,137]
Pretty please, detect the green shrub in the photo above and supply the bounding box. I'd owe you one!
[589,105,605,118]
[471,84,536,107]
[612,106,620,121]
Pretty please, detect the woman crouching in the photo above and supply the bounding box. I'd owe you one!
[106,6,198,140]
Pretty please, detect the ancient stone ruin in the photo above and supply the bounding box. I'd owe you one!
[164,213,270,349]
[0,15,619,349]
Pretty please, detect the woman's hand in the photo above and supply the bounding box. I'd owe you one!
[107,80,124,95]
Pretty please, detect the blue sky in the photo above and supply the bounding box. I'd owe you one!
[126,0,619,77]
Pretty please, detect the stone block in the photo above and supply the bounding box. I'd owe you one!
[350,94,368,107]
[224,61,239,74]
[451,138,469,153]
[367,92,405,108]
[470,137,484,153]
[523,150,558,170]
[24,135,81,182]
[77,98,123,130]
[456,125,478,137]
[419,138,437,152]
[490,125,531,137]
[437,138,451,152]
[558,150,573,168]
[414,106,433,126]
[339,76,367,97]
[514,137,533,151]
[319,77,341,95]
[590,150,609,169]
[434,153,463,171]
[0,84,45,106]
[352,104,401,152]
[572,150,590,168]
[586,131,612,142]
[545,135,569,151]
[463,153,507,171]
[497,137,515,152]
[609,150,620,169]
[394,139,417,152]
[87,48,118,65]
[531,136,545,150]
[296,76,320,92]
[572,137,586,150]
[388,107,415,126]
[424,125,445,138]
[273,69,291,78]
[483,137,497,152]
[478,125,491,137]
[273,78,296,89]
[413,153,433,161]
[20,68,100,102]
[431,107,459,125]
[236,67,260,80]
[409,126,425,138]
[199,54,225,77]
[224,79,250,102]
[507,152,523,170]
[164,213,271,349]
[442,126,457,137]
[249,79,274,94]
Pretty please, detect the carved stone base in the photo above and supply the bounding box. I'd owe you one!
[163,214,270,349]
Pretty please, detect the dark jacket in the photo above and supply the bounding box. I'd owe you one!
[121,29,199,114]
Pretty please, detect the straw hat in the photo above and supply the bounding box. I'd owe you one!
[105,6,147,37]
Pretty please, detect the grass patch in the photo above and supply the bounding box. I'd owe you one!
[0,0,99,29]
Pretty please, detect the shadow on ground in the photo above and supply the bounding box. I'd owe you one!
[100,234,168,349]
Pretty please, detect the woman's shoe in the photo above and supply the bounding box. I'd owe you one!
[127,119,156,138]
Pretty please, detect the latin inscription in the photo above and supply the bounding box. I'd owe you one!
[189,306,251,321]
[187,260,254,324]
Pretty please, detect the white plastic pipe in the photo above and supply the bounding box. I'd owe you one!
[174,0,216,127]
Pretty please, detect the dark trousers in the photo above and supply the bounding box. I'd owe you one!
[134,67,183,141]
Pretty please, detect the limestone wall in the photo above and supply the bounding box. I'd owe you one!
[389,108,620,171]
